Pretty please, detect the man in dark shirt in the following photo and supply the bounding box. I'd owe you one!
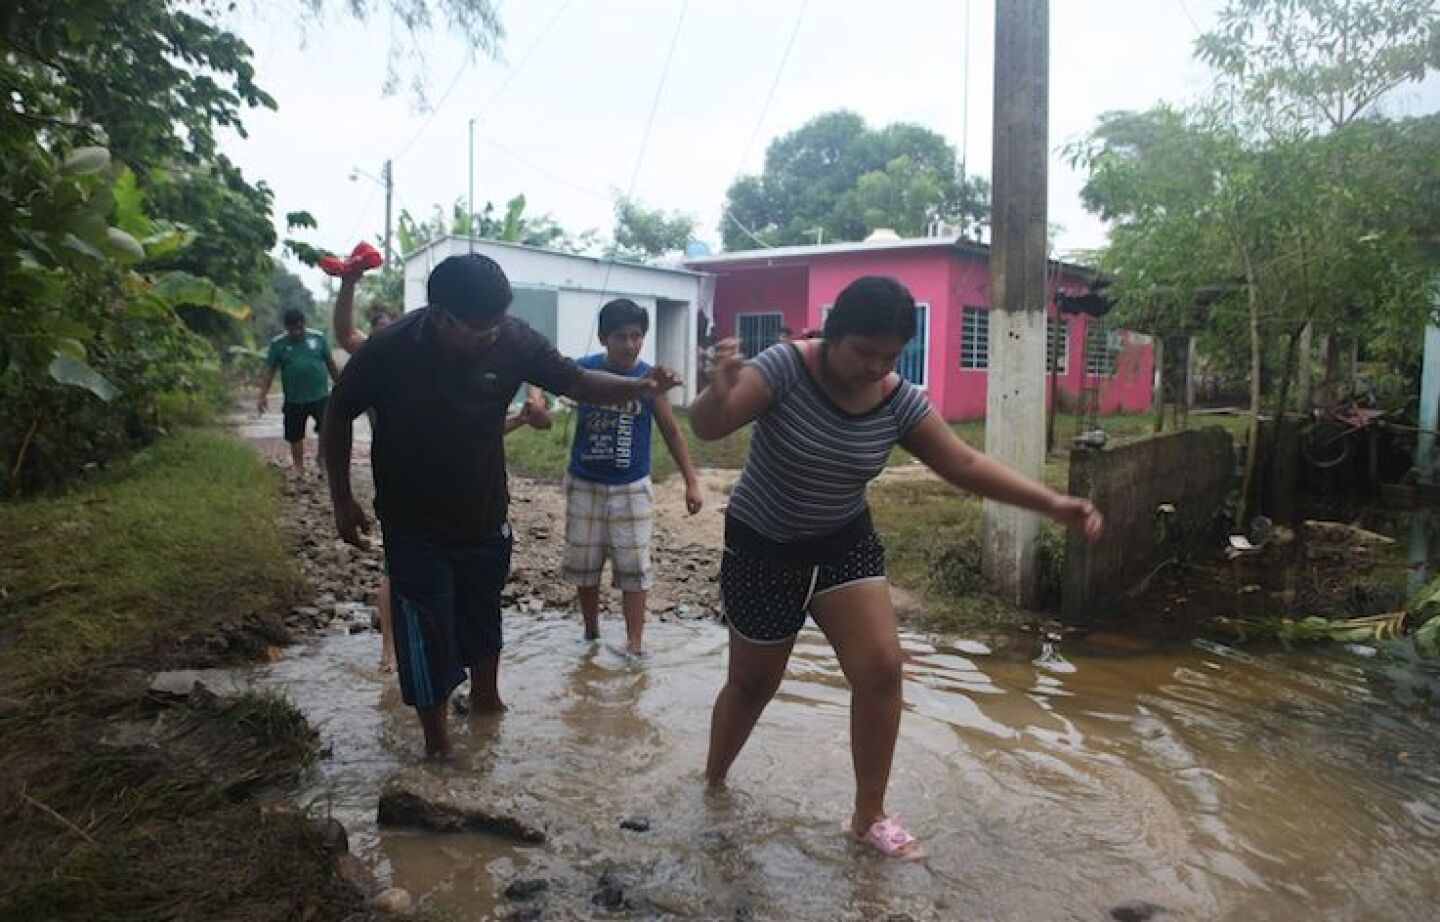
[323,253,679,758]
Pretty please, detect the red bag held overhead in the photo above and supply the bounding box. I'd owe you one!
[318,241,384,278]
[348,241,383,272]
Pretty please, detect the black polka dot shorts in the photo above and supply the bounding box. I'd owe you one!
[720,533,887,644]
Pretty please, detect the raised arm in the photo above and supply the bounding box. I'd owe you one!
[332,276,367,354]
[688,338,773,441]
[899,413,1104,539]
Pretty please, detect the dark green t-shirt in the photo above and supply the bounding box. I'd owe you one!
[266,330,331,404]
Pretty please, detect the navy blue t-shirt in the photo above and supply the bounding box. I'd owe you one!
[567,354,654,485]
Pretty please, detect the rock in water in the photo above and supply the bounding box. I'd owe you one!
[1110,901,1169,921]
[377,772,546,844]
[147,669,247,702]
[372,887,414,915]
[502,878,550,901]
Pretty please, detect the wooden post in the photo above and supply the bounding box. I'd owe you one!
[1185,336,1196,420]
[1296,322,1313,414]
[982,0,1049,607]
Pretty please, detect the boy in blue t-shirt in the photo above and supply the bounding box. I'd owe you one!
[563,299,703,654]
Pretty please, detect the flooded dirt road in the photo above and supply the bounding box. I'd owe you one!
[258,616,1440,921]
[231,405,1439,919]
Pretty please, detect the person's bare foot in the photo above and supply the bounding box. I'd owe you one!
[468,691,507,715]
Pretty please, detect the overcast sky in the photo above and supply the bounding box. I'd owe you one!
[221,0,1440,291]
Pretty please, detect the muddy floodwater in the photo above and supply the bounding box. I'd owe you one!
[256,615,1440,921]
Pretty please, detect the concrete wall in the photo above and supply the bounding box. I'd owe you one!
[1063,427,1235,619]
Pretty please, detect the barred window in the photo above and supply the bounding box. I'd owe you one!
[1085,322,1118,376]
[1048,317,1069,374]
[960,306,989,369]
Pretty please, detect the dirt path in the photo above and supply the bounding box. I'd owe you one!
[269,456,930,637]
[265,460,729,639]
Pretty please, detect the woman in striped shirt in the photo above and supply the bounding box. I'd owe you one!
[690,275,1104,859]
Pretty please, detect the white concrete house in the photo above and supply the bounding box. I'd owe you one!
[402,236,713,404]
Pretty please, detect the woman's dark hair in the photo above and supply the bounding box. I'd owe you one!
[427,254,513,325]
[598,298,649,338]
[823,276,916,343]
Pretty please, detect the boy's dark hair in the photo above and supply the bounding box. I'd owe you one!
[598,298,649,338]
[427,254,512,325]
[282,308,305,326]
[823,276,917,342]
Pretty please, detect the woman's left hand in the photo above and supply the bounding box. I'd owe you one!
[1050,495,1104,542]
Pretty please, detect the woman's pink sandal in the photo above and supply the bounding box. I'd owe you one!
[851,815,924,860]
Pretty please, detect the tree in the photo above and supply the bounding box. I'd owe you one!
[1071,0,1440,520]
[393,195,595,255]
[1072,109,1439,520]
[250,265,320,342]
[293,0,504,102]
[1196,0,1440,131]
[721,110,990,250]
[610,196,696,260]
[0,0,511,494]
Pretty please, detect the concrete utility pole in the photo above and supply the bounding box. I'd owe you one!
[468,119,477,254]
[982,0,1050,607]
[382,158,394,268]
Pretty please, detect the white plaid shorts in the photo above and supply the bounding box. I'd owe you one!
[561,474,654,592]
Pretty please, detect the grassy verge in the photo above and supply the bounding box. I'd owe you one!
[510,406,1246,632]
[0,431,362,921]
[504,405,751,481]
[870,477,1067,632]
[507,407,1242,484]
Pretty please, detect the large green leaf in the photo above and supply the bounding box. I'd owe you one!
[112,168,152,238]
[103,227,146,263]
[139,221,195,260]
[49,354,119,402]
[146,272,251,320]
[1416,616,1440,658]
[62,146,111,175]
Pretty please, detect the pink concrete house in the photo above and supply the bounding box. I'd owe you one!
[685,236,1153,422]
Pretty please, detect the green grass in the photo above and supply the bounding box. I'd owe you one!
[504,404,752,481]
[508,406,1244,631]
[869,477,1068,631]
[0,431,359,921]
[506,407,1240,484]
[0,431,303,685]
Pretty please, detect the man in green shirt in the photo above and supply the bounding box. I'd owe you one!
[257,308,341,474]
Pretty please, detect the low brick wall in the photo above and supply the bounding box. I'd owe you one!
[1063,428,1235,620]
